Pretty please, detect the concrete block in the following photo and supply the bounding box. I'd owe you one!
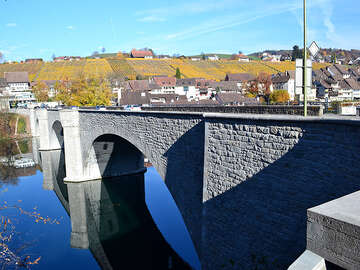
[288,250,326,270]
[307,191,360,269]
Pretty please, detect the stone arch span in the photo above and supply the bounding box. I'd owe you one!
[61,110,206,260]
[50,120,64,150]
[83,134,146,180]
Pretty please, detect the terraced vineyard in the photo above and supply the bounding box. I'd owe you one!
[0,59,332,82]
[127,59,176,77]
[0,62,43,81]
[36,61,84,80]
[83,59,113,79]
[107,58,137,80]
[262,61,330,73]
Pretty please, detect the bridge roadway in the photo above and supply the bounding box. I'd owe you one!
[30,108,360,270]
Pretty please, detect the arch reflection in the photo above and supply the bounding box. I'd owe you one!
[40,148,192,269]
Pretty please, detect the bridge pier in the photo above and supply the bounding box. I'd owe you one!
[37,109,63,151]
[59,110,86,182]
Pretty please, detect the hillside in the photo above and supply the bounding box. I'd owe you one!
[0,59,330,82]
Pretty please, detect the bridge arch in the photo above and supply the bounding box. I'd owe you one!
[50,120,64,150]
[35,117,40,136]
[83,134,146,180]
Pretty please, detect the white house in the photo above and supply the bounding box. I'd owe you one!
[4,72,35,106]
[207,55,219,61]
[271,71,296,100]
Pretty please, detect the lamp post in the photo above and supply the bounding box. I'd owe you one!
[303,0,307,116]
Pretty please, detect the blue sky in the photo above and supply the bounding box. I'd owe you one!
[1,0,359,61]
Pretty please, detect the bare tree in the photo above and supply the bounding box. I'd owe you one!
[0,52,4,63]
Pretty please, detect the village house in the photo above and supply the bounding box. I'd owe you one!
[272,71,296,100]
[0,78,8,94]
[175,78,200,101]
[3,72,36,106]
[25,58,43,63]
[206,55,219,61]
[237,54,250,62]
[130,49,154,59]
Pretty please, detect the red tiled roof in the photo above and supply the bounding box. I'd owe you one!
[153,76,176,87]
[130,49,153,58]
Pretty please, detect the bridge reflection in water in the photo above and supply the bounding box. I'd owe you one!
[40,149,198,269]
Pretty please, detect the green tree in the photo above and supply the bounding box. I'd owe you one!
[175,68,181,79]
[201,52,206,60]
[292,45,302,60]
[331,53,337,63]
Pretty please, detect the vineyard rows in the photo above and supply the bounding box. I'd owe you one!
[0,62,43,81]
[0,59,330,82]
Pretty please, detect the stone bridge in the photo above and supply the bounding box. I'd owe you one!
[32,108,360,270]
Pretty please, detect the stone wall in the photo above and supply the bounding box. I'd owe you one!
[142,105,323,116]
[202,115,360,269]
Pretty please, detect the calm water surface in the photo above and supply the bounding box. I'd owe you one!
[0,144,200,269]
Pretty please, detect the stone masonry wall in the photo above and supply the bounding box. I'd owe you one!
[202,117,360,270]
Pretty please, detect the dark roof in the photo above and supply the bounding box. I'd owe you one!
[272,73,289,84]
[343,78,360,90]
[119,90,149,105]
[225,73,256,82]
[120,80,158,91]
[209,81,241,92]
[149,94,187,105]
[4,72,29,83]
[334,64,349,75]
[0,78,7,88]
[215,92,257,105]
[176,78,198,86]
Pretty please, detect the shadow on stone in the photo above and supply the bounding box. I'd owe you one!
[201,119,360,270]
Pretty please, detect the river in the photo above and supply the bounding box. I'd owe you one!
[0,138,200,269]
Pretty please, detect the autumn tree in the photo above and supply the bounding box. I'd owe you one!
[54,78,74,106]
[257,73,272,104]
[270,90,290,104]
[75,77,113,106]
[55,76,113,106]
[32,81,50,102]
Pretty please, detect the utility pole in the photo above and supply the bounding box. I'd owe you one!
[303,0,307,116]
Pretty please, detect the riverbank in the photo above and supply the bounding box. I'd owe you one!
[0,112,32,140]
